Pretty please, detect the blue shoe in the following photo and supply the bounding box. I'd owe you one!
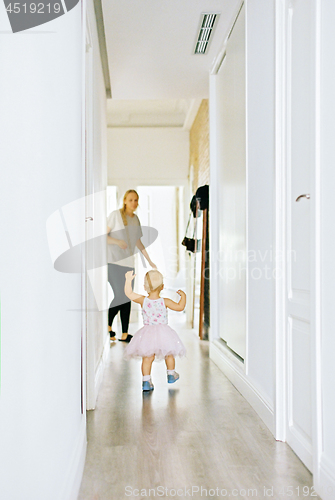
[167,372,179,384]
[142,380,154,392]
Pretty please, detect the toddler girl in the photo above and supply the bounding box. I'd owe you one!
[124,270,186,391]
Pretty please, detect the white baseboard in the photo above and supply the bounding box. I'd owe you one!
[316,454,335,500]
[60,416,87,500]
[210,340,275,435]
[286,425,313,472]
[95,334,111,399]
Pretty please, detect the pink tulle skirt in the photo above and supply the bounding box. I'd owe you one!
[124,324,186,361]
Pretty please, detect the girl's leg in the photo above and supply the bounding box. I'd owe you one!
[165,355,175,371]
[142,356,155,391]
[165,356,179,383]
[142,355,155,376]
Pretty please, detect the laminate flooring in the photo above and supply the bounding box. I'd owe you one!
[78,314,319,500]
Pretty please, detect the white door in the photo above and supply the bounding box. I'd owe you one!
[85,35,95,410]
[85,27,105,411]
[217,4,246,359]
[285,0,315,471]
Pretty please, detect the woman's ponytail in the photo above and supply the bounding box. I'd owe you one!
[120,205,128,226]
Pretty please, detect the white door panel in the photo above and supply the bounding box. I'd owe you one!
[218,5,246,359]
[288,318,312,436]
[285,0,314,471]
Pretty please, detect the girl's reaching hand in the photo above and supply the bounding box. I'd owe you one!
[164,290,186,311]
[125,270,136,281]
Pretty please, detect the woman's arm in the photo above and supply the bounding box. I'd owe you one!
[136,239,156,268]
[164,290,186,311]
[124,271,145,305]
[107,225,127,249]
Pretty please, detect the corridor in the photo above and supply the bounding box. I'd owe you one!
[78,314,316,500]
[3,0,335,498]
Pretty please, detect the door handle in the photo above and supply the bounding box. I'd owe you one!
[295,194,310,202]
[85,217,93,221]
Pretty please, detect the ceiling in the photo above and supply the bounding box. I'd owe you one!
[101,0,242,101]
[107,98,203,128]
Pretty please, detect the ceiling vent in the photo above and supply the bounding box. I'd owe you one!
[194,13,219,54]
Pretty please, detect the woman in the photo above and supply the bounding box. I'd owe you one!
[107,189,156,342]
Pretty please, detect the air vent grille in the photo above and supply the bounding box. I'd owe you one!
[194,13,218,54]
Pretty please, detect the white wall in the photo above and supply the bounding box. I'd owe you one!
[245,0,275,409]
[107,127,189,195]
[136,187,178,281]
[318,0,335,497]
[210,0,275,434]
[0,6,86,500]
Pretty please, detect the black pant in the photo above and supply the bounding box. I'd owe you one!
[108,264,134,333]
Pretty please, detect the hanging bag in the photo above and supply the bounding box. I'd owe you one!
[181,208,201,253]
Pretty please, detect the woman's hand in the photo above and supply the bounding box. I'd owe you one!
[149,261,157,269]
[117,239,128,250]
[107,233,128,248]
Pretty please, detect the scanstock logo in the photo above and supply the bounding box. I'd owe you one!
[3,0,80,33]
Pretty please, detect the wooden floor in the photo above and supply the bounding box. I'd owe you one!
[78,315,318,500]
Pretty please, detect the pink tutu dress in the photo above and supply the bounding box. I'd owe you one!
[125,297,186,361]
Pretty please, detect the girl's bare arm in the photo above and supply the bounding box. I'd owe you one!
[164,290,186,311]
[124,270,145,305]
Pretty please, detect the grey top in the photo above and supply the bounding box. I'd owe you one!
[107,209,143,267]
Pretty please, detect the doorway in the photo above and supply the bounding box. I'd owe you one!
[132,186,187,323]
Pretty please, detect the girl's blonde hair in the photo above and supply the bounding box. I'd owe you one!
[120,189,139,226]
[144,270,164,293]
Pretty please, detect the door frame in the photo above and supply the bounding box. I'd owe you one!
[274,0,322,482]
[79,0,89,418]
[84,14,96,411]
